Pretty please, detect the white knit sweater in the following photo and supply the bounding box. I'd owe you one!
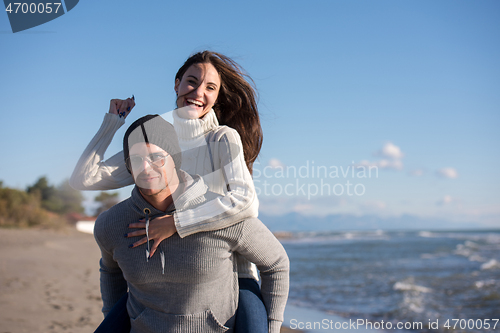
[70,110,260,279]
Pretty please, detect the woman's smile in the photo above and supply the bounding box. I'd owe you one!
[185,98,204,107]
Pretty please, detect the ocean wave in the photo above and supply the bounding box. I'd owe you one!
[440,231,500,244]
[393,281,432,293]
[464,240,480,249]
[403,294,425,314]
[468,254,486,262]
[285,230,500,332]
[418,231,435,238]
[454,243,475,257]
[282,230,391,244]
[480,259,500,270]
[421,253,437,259]
[420,252,450,260]
[475,279,496,288]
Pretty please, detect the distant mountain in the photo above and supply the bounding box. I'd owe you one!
[259,212,480,232]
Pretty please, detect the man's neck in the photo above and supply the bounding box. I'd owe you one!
[140,189,173,212]
[140,182,178,211]
[138,179,184,212]
[136,171,184,212]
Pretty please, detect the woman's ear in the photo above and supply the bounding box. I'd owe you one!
[174,79,180,94]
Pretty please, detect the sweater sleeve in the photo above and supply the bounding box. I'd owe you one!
[93,214,128,316]
[69,113,134,191]
[174,128,259,238]
[230,219,290,333]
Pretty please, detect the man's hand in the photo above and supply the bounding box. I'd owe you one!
[126,214,177,258]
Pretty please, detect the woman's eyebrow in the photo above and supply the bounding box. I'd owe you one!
[188,74,218,87]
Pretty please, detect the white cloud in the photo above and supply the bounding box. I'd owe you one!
[357,158,403,171]
[409,169,425,176]
[268,158,285,169]
[378,158,403,170]
[356,142,404,171]
[436,195,453,206]
[436,167,458,179]
[375,142,404,159]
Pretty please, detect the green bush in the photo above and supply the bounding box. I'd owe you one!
[0,186,49,227]
[26,177,84,215]
[94,191,120,216]
[0,177,83,229]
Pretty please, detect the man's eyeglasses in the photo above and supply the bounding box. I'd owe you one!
[126,153,170,171]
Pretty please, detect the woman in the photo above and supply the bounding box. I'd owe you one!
[71,51,272,331]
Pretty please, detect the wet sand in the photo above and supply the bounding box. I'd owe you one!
[0,227,301,332]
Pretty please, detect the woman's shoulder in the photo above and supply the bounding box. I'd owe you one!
[205,125,243,163]
[208,125,242,143]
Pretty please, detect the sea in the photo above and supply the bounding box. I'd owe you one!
[281,229,500,332]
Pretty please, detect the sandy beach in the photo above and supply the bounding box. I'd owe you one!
[0,227,299,333]
[0,227,103,333]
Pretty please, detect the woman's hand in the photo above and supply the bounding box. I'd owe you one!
[109,96,135,119]
[126,214,177,258]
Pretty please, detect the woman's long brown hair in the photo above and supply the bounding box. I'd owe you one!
[175,51,263,174]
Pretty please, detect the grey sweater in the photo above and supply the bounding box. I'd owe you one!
[94,175,289,333]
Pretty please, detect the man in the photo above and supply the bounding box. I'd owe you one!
[93,115,289,333]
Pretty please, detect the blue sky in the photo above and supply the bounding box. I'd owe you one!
[1,0,499,227]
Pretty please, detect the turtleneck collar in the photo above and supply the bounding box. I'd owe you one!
[173,108,219,140]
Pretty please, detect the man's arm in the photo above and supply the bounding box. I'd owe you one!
[94,214,128,316]
[230,219,290,333]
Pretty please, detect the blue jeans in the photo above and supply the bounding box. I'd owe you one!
[93,278,267,333]
[94,292,130,333]
[234,278,268,333]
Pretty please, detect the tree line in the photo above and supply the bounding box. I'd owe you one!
[0,177,119,228]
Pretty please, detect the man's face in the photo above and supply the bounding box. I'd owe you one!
[128,143,176,197]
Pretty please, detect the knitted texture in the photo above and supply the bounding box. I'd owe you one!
[123,115,182,172]
[94,181,289,333]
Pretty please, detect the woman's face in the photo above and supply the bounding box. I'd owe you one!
[175,62,221,119]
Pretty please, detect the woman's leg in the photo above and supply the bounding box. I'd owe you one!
[94,292,131,333]
[235,278,268,333]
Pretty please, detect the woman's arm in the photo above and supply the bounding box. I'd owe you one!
[231,218,290,333]
[174,127,259,237]
[69,98,135,191]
